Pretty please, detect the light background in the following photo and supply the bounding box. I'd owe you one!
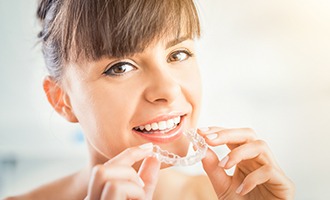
[0,0,329,199]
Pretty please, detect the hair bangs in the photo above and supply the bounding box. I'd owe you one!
[57,0,200,63]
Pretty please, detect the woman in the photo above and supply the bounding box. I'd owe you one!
[6,0,294,199]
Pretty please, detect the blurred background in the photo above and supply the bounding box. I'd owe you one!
[0,0,329,199]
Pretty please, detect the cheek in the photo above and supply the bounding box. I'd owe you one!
[187,63,202,99]
[190,69,203,123]
[179,64,202,124]
[68,82,139,156]
[190,67,202,101]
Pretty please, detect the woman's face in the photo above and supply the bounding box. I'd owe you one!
[62,38,202,164]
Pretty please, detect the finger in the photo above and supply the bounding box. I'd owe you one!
[198,126,225,136]
[199,127,257,149]
[236,165,289,196]
[201,148,231,196]
[138,157,161,200]
[88,165,144,200]
[105,143,154,166]
[220,140,279,169]
[100,181,145,200]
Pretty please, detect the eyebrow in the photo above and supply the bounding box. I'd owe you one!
[165,35,191,49]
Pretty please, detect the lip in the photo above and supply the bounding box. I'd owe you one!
[136,111,185,127]
[133,115,186,143]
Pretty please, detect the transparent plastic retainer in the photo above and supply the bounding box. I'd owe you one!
[151,129,208,166]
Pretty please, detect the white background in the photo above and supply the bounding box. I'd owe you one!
[1,0,330,199]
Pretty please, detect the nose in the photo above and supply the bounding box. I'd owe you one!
[144,68,181,105]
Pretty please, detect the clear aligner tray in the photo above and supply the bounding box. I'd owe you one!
[151,129,207,166]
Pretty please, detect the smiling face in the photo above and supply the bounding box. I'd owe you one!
[60,38,202,164]
[39,0,202,166]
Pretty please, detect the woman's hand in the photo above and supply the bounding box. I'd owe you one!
[85,143,161,200]
[199,127,295,200]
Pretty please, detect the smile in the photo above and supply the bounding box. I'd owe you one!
[133,115,185,143]
[134,116,181,134]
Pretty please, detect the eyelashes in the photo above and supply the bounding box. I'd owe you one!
[103,62,136,76]
[103,49,194,77]
[167,49,194,63]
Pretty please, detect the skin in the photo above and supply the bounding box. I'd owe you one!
[5,37,294,200]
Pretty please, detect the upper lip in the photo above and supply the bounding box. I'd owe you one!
[133,112,186,128]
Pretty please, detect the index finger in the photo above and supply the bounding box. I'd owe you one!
[105,143,154,167]
[198,127,257,149]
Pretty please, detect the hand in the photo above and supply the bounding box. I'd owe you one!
[199,127,295,200]
[85,143,161,200]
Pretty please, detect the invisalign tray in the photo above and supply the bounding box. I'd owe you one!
[151,129,208,166]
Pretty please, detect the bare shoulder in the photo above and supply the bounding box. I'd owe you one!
[3,170,88,200]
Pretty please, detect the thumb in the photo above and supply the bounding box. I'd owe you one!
[138,156,161,200]
[202,148,232,195]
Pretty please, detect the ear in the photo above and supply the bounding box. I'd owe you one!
[43,76,78,123]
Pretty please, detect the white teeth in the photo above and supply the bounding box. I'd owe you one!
[135,116,181,132]
[151,123,158,130]
[145,124,152,131]
[166,119,174,129]
[158,121,167,130]
[174,116,180,124]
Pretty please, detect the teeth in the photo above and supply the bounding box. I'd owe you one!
[158,121,167,130]
[145,124,151,131]
[166,119,174,129]
[151,123,158,130]
[135,116,181,133]
[174,116,180,124]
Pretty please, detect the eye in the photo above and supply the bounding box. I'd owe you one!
[167,49,193,63]
[104,62,136,76]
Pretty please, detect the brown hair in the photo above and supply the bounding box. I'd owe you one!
[37,0,201,82]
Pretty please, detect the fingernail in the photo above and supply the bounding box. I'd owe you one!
[139,142,153,150]
[205,133,218,140]
[138,177,145,187]
[236,183,244,194]
[218,156,229,168]
[199,127,209,132]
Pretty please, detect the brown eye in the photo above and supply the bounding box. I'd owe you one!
[167,50,193,62]
[104,62,136,76]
